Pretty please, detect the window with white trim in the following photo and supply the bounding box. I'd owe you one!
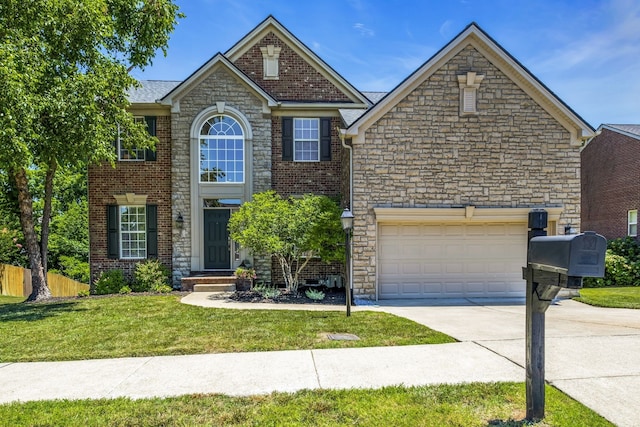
[294,118,319,162]
[199,115,244,183]
[629,209,638,237]
[118,117,147,161]
[120,205,147,259]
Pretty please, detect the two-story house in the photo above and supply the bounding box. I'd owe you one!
[89,16,594,300]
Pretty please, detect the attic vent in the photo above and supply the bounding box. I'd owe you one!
[260,45,282,80]
[458,71,484,115]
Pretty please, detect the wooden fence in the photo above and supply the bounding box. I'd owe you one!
[0,263,89,297]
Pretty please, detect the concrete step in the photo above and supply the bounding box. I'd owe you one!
[181,275,237,291]
[193,283,236,293]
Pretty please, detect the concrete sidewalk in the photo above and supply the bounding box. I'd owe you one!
[1,294,639,427]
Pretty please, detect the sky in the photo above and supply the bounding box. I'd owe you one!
[133,0,640,128]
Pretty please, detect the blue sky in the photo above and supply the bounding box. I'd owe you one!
[133,0,640,127]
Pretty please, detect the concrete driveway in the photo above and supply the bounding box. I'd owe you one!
[377,298,640,427]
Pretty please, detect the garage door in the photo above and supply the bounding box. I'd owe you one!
[378,222,528,299]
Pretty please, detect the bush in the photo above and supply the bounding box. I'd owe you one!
[56,255,90,283]
[133,259,171,293]
[583,238,640,288]
[94,269,127,295]
[305,288,325,301]
[119,285,132,294]
[77,289,90,297]
[254,284,281,299]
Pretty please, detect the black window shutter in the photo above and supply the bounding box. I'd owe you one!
[144,116,157,161]
[282,117,293,161]
[146,204,158,258]
[320,117,331,161]
[107,205,119,259]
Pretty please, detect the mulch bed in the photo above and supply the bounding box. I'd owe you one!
[228,288,347,305]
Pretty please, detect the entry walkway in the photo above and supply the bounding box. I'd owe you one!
[1,294,639,427]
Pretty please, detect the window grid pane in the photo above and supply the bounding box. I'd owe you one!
[120,206,146,259]
[199,115,244,183]
[630,210,638,236]
[293,118,319,162]
[119,117,146,161]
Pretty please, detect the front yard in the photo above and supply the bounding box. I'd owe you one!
[0,383,612,426]
[575,287,640,309]
[0,294,454,362]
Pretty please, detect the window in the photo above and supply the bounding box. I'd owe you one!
[107,204,157,260]
[629,210,638,237]
[294,118,320,161]
[199,115,244,183]
[118,116,157,161]
[282,117,331,162]
[120,206,147,259]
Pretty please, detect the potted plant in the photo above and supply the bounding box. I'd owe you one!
[234,265,257,291]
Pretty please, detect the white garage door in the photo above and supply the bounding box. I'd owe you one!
[378,222,528,299]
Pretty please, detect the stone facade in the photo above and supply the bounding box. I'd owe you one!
[170,67,273,283]
[350,45,581,297]
[88,115,173,282]
[581,127,640,240]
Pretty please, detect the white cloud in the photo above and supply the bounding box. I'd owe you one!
[353,23,375,37]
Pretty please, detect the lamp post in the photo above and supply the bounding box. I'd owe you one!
[340,208,354,317]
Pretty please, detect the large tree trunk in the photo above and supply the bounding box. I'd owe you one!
[14,168,51,302]
[40,159,57,274]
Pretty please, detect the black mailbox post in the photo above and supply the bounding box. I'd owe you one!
[523,211,606,421]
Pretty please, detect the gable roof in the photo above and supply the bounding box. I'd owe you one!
[225,15,370,107]
[159,53,277,113]
[601,124,640,140]
[344,22,595,145]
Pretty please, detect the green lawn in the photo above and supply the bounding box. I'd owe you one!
[0,383,612,426]
[574,287,640,309]
[0,295,25,305]
[0,294,455,362]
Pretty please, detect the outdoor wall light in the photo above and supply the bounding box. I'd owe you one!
[564,224,576,235]
[176,213,184,228]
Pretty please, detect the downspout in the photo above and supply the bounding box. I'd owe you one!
[338,128,354,300]
[338,128,353,210]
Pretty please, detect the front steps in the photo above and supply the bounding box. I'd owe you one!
[181,274,236,292]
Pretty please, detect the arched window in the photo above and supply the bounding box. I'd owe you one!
[199,115,244,183]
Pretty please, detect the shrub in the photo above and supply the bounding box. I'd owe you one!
[608,236,640,262]
[583,248,639,288]
[56,255,90,284]
[94,269,127,295]
[77,289,90,297]
[118,285,132,294]
[305,288,325,301]
[133,259,171,293]
[254,284,281,299]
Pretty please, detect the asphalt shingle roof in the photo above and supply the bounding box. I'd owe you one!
[128,80,181,104]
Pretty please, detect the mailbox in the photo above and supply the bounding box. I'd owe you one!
[527,231,606,288]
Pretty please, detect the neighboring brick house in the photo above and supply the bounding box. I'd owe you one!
[581,125,639,241]
[89,17,594,299]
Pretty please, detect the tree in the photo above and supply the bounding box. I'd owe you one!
[228,191,344,293]
[0,0,182,301]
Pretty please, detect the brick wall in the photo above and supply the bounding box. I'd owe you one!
[88,115,172,283]
[581,128,640,240]
[271,116,343,198]
[350,45,581,297]
[233,32,352,102]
